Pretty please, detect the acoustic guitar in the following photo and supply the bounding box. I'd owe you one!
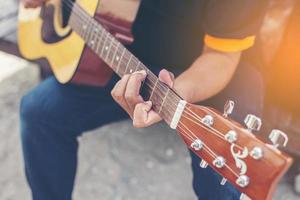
[18,0,293,199]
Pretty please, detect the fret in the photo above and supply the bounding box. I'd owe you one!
[100,32,109,57]
[158,87,170,114]
[84,18,93,43]
[116,48,126,75]
[149,79,159,101]
[111,41,120,66]
[87,20,95,47]
[125,54,133,74]
[104,36,114,62]
[125,58,139,74]
[135,61,142,72]
[105,39,116,66]
[91,25,100,51]
[95,26,105,54]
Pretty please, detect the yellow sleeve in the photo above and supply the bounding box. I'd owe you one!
[204,34,256,52]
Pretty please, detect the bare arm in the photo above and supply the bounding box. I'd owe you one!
[174,46,241,103]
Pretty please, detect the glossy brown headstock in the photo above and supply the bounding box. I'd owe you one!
[177,102,293,200]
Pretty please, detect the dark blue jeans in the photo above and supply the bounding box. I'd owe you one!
[20,63,264,200]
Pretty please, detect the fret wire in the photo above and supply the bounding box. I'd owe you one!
[92,25,100,52]
[111,42,120,66]
[125,54,133,74]
[105,36,114,61]
[85,17,93,43]
[95,26,104,54]
[135,61,141,72]
[116,48,126,75]
[158,87,170,114]
[106,39,117,70]
[149,79,159,101]
[100,32,109,57]
[89,20,95,47]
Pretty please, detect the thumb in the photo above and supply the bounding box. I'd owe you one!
[158,69,175,88]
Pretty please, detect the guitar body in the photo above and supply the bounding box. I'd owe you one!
[18,0,140,85]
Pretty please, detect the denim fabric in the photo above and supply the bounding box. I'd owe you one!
[20,63,264,200]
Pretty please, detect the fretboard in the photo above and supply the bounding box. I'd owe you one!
[68,2,182,125]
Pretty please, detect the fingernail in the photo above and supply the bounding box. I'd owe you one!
[133,70,147,76]
[146,101,152,106]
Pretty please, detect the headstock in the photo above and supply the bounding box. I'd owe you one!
[176,101,293,200]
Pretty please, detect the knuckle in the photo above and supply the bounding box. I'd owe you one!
[133,120,142,128]
[124,92,134,102]
[111,90,123,102]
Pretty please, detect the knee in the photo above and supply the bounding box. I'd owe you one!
[20,91,41,124]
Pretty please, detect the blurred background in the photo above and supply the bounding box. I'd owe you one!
[0,0,300,199]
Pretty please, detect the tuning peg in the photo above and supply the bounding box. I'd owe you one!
[191,139,203,151]
[244,114,262,132]
[236,175,250,188]
[269,129,288,148]
[213,156,226,168]
[223,100,235,117]
[220,178,227,185]
[199,160,208,168]
[201,115,214,126]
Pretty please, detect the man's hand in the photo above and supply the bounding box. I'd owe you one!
[22,0,47,8]
[111,69,174,128]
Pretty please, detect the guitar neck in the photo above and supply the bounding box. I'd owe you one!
[68,2,182,125]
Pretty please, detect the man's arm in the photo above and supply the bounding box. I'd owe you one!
[174,46,241,102]
[111,45,241,128]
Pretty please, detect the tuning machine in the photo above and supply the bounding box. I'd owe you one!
[269,129,288,148]
[223,100,235,117]
[244,114,262,133]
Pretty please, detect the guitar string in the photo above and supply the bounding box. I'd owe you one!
[62,0,245,164]
[63,0,245,153]
[64,0,245,151]
[62,0,243,177]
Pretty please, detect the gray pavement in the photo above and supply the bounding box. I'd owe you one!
[0,52,299,200]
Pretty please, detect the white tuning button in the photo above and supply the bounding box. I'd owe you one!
[236,175,250,188]
[220,178,227,185]
[250,147,263,160]
[201,115,214,126]
[225,130,237,143]
[191,139,203,151]
[244,114,262,132]
[269,129,289,148]
[199,160,208,168]
[213,156,226,168]
[223,100,235,117]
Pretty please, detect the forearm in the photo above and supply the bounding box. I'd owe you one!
[174,46,241,103]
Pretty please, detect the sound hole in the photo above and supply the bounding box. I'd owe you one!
[40,1,72,44]
[62,0,75,27]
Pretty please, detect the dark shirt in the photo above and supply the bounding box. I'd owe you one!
[130,0,268,69]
